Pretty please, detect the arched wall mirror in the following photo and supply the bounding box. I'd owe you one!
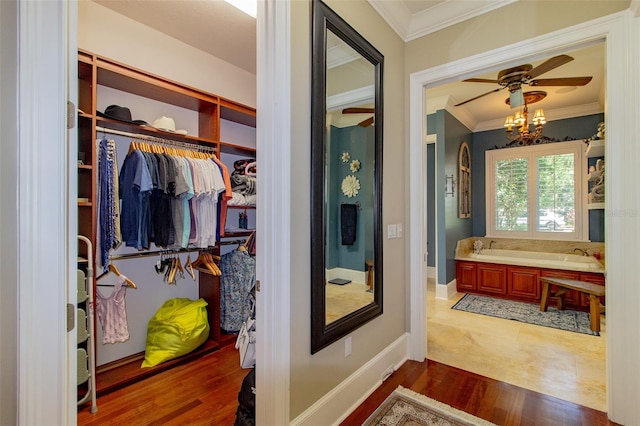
[311,0,384,354]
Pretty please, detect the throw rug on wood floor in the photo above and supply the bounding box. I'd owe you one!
[452,293,597,335]
[363,386,496,426]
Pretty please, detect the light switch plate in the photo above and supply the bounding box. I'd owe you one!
[387,224,397,239]
[397,223,403,238]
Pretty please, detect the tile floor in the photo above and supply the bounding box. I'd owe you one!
[426,279,607,412]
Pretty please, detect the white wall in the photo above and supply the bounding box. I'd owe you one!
[78,0,256,108]
[77,2,257,365]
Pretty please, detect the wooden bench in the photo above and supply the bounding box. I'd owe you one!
[365,259,374,292]
[539,277,605,334]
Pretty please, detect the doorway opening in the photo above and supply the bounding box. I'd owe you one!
[415,36,608,412]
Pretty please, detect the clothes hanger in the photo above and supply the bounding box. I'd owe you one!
[155,252,168,274]
[175,255,185,278]
[244,161,257,176]
[167,256,178,285]
[238,230,255,252]
[98,264,137,289]
[191,252,221,276]
[109,264,137,288]
[185,254,196,280]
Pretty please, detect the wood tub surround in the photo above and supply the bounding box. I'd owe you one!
[455,237,605,311]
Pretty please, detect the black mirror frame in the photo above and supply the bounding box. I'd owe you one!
[310,0,384,354]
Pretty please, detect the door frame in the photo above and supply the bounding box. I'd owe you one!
[13,1,76,424]
[408,10,640,424]
[424,134,437,284]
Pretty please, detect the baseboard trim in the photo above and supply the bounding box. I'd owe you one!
[427,266,436,279]
[435,279,457,300]
[290,333,409,426]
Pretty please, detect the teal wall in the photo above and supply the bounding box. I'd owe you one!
[326,124,374,271]
[426,143,436,267]
[428,110,473,284]
[471,113,605,241]
[427,112,605,284]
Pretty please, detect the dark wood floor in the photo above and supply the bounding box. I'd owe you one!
[77,341,248,426]
[79,344,616,425]
[342,359,617,426]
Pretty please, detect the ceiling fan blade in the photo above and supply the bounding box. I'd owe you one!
[525,54,574,79]
[342,107,375,114]
[454,87,502,107]
[528,76,593,87]
[462,78,499,84]
[358,116,374,127]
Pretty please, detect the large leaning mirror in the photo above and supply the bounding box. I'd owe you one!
[311,0,384,354]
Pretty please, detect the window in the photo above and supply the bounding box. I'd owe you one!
[486,140,586,240]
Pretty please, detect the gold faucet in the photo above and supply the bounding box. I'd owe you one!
[573,248,588,256]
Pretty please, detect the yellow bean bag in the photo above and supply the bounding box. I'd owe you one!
[142,298,210,368]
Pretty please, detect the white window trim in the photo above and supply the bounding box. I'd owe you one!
[485,140,588,241]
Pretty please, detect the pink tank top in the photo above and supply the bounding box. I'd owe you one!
[96,275,130,344]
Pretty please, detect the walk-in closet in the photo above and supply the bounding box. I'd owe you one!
[75,3,257,418]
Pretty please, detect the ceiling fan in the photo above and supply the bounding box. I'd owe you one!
[342,107,374,127]
[454,54,593,108]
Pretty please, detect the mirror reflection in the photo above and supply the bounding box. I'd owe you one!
[311,0,383,354]
[324,30,375,324]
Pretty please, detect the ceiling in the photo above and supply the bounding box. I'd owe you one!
[91,0,604,131]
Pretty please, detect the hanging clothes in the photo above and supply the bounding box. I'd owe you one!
[118,144,225,250]
[97,138,122,271]
[119,148,153,250]
[220,248,256,333]
[96,274,131,344]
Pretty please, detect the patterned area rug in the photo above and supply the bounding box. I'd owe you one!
[363,386,496,425]
[452,293,596,335]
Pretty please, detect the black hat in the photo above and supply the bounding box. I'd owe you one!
[97,105,147,125]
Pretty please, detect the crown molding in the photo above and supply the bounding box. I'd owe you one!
[328,43,360,69]
[428,95,603,133]
[327,85,374,111]
[368,0,517,42]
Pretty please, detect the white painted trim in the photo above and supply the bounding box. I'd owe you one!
[410,10,640,423]
[17,1,69,424]
[407,80,427,361]
[328,43,361,69]
[66,0,79,423]
[366,0,412,42]
[412,14,622,88]
[426,266,436,279]
[256,0,291,424]
[326,268,367,285]
[484,140,587,241]
[427,96,604,133]
[327,85,374,111]
[406,0,517,42]
[601,12,640,425]
[435,280,457,301]
[290,333,408,426]
[367,0,516,42]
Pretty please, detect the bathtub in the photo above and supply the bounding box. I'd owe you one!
[467,248,604,271]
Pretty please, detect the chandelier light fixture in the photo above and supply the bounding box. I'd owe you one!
[503,91,547,145]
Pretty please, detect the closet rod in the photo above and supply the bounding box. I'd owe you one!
[219,239,249,246]
[109,247,215,261]
[96,126,217,153]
